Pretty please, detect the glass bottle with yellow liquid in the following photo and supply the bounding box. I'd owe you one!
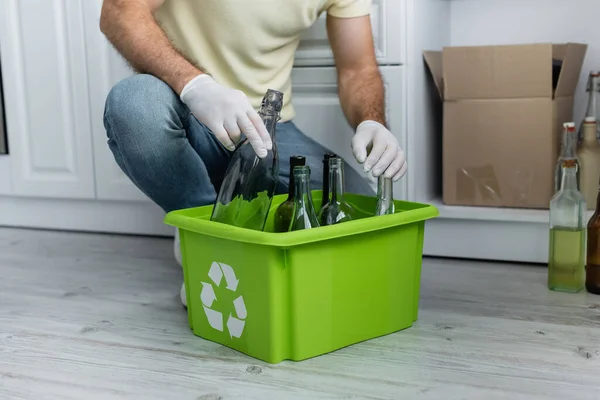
[578,117,600,209]
[548,158,586,293]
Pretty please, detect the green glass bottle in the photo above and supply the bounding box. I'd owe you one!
[274,155,306,232]
[319,157,356,226]
[210,89,283,231]
[375,176,395,216]
[289,166,320,231]
[548,158,586,293]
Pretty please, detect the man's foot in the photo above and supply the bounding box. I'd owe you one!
[180,282,187,308]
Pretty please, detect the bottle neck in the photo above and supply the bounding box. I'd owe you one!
[560,130,577,158]
[294,173,313,209]
[560,165,578,192]
[588,77,598,116]
[377,177,393,201]
[260,114,278,142]
[583,122,598,144]
[329,161,345,203]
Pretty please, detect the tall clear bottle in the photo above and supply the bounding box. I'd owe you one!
[578,117,600,209]
[579,71,600,144]
[321,152,337,210]
[554,122,580,193]
[548,159,586,293]
[274,155,306,232]
[319,157,356,225]
[375,176,395,216]
[210,89,283,231]
[289,166,320,231]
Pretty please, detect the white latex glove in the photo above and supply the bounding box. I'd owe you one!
[180,74,271,158]
[351,120,407,181]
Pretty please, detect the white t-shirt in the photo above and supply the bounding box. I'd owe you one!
[155,0,371,122]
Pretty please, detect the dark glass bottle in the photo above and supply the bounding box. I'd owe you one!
[375,176,395,216]
[319,157,356,226]
[321,153,337,209]
[586,176,600,295]
[274,155,306,232]
[210,89,283,231]
[289,165,320,231]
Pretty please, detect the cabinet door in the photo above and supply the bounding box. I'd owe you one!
[295,0,405,67]
[291,66,407,199]
[81,0,148,202]
[0,0,95,199]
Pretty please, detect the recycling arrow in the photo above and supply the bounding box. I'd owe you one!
[219,262,239,291]
[226,314,245,339]
[208,262,223,286]
[200,282,216,308]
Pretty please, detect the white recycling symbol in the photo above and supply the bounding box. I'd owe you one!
[200,261,247,339]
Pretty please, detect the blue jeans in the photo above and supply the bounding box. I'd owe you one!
[103,74,374,213]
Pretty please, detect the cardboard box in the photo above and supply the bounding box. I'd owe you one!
[424,43,587,209]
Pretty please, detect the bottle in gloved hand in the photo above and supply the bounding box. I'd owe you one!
[548,158,586,293]
[375,176,395,216]
[210,89,283,231]
[274,155,306,232]
[319,157,356,226]
[289,166,320,231]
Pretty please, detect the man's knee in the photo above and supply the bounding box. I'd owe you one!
[104,74,180,132]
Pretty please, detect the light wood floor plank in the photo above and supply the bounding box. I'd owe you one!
[2,227,600,399]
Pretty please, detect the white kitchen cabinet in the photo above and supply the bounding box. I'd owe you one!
[291,66,407,199]
[295,0,405,66]
[81,0,148,202]
[0,0,95,199]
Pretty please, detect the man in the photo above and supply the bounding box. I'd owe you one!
[100,0,407,306]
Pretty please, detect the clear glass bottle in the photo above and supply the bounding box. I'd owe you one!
[210,89,283,231]
[554,122,580,193]
[375,176,395,216]
[548,158,586,293]
[578,117,600,209]
[321,152,337,210]
[319,157,356,226]
[580,71,600,144]
[273,155,306,232]
[289,165,320,231]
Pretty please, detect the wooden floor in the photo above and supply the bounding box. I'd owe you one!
[2,228,600,400]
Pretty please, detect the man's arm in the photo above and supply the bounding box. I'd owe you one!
[99,0,271,156]
[327,14,385,129]
[100,0,202,94]
[327,14,407,181]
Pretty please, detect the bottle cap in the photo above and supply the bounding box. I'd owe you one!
[585,117,597,123]
[290,155,306,166]
[563,122,576,132]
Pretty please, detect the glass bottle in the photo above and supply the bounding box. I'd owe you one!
[554,122,580,193]
[578,117,600,209]
[210,89,283,231]
[319,157,356,226]
[548,158,586,293]
[321,152,337,210]
[273,155,306,232]
[586,176,600,295]
[375,176,395,216]
[289,165,320,231]
[580,71,600,144]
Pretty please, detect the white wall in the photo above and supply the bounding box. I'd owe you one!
[450,0,600,126]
